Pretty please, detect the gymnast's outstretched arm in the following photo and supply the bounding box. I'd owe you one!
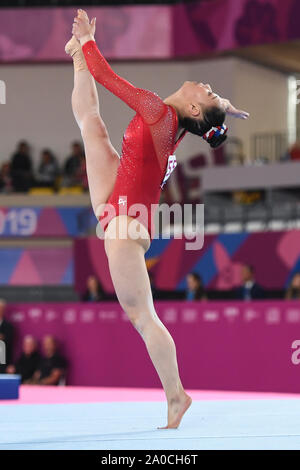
[73,16,166,125]
[82,40,167,125]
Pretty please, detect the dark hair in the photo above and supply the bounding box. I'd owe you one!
[18,140,29,147]
[17,140,30,151]
[181,105,227,148]
[42,148,54,158]
[72,141,82,147]
[187,272,206,300]
[244,264,254,274]
[188,272,203,286]
[286,272,300,300]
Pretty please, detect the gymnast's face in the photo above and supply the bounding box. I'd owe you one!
[179,81,223,119]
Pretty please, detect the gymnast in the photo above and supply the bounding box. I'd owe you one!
[66,9,249,428]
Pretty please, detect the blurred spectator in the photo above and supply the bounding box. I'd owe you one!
[63,141,84,186]
[186,273,207,301]
[289,143,300,162]
[282,142,300,162]
[10,140,34,192]
[0,299,13,372]
[31,335,67,385]
[76,154,88,190]
[82,275,106,302]
[36,149,59,188]
[0,162,13,193]
[235,264,265,300]
[285,272,300,300]
[6,335,41,383]
[148,272,161,300]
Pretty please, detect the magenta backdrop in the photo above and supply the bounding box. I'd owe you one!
[74,231,300,294]
[6,301,300,393]
[0,0,299,62]
[0,6,171,62]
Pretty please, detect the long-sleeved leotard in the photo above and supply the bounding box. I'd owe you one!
[82,40,185,237]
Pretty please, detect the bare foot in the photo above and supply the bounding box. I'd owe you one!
[158,393,192,429]
[65,10,91,56]
[77,9,90,22]
[65,35,80,56]
[65,35,87,72]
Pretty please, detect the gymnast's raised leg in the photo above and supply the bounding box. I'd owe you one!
[65,30,119,215]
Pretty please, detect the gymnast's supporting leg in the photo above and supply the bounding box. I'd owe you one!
[66,36,119,215]
[105,217,192,429]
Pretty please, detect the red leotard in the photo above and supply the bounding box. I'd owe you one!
[82,40,185,237]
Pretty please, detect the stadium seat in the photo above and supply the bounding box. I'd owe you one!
[29,187,55,195]
[58,187,84,195]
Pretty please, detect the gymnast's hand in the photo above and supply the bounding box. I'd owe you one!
[222,98,250,120]
[72,9,96,45]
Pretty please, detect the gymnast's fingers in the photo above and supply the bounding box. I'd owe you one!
[238,110,250,119]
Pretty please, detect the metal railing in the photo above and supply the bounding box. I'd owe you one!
[251,131,292,164]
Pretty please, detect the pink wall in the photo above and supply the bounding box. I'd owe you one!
[0,0,299,62]
[0,6,171,62]
[6,300,300,393]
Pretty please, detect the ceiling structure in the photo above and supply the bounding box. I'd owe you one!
[0,0,185,6]
[228,41,300,76]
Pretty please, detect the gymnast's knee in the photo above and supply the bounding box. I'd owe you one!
[123,306,148,336]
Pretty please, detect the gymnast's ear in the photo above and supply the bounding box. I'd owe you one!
[188,103,201,118]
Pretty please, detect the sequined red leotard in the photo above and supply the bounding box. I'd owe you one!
[82,40,185,237]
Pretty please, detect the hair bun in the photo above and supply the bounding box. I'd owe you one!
[202,124,228,148]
